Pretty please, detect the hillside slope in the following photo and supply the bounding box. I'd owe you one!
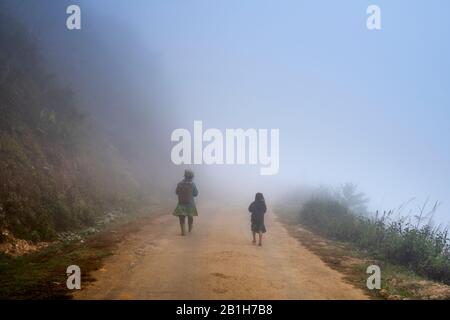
[0,9,149,242]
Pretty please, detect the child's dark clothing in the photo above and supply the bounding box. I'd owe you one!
[249,199,267,233]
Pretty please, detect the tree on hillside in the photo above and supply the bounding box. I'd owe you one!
[335,183,369,215]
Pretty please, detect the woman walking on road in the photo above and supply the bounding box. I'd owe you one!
[173,170,198,236]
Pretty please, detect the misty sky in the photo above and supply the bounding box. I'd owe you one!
[7,1,450,222]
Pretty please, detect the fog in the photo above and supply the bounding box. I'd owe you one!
[4,1,450,222]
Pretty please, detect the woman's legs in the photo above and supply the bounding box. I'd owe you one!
[258,231,263,246]
[252,231,256,244]
[179,216,194,235]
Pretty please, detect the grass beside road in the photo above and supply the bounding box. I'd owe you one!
[0,219,143,300]
[277,211,450,300]
[299,196,450,284]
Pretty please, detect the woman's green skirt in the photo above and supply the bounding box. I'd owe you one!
[173,204,198,217]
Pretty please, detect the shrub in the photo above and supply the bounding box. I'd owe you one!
[298,193,450,284]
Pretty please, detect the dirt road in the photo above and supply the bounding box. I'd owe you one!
[74,204,368,300]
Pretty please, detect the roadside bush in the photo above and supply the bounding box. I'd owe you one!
[298,192,450,284]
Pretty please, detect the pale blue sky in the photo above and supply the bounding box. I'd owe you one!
[18,1,450,221]
[78,0,450,221]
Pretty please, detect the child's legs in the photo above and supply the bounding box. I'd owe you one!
[188,216,193,232]
[258,231,263,244]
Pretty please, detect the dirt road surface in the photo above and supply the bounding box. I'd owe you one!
[73,204,368,300]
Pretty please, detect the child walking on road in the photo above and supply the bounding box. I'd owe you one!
[248,193,267,246]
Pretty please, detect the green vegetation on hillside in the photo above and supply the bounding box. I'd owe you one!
[0,9,150,242]
[284,184,450,285]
